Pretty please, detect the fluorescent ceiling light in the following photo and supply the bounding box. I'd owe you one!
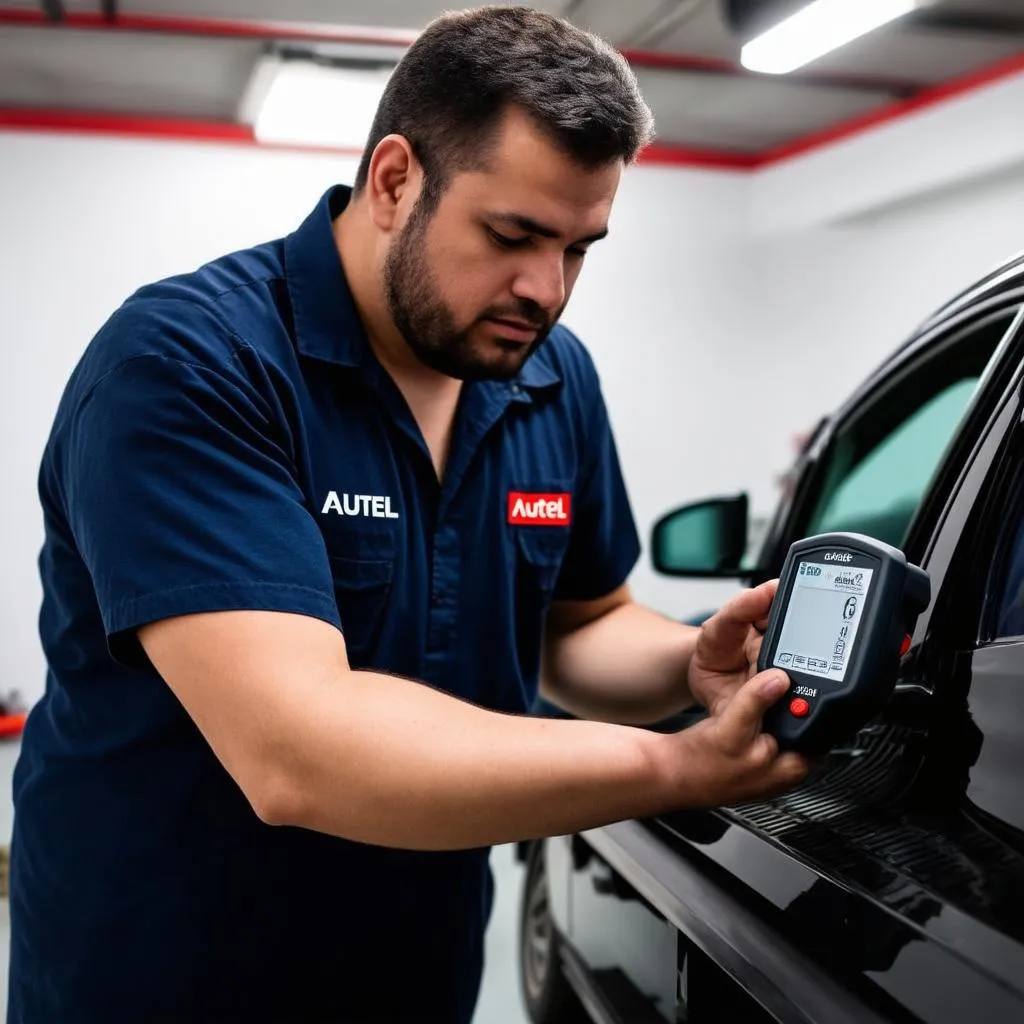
[242,55,392,149]
[740,0,918,75]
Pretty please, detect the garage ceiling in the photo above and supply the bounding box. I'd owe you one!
[0,0,1022,166]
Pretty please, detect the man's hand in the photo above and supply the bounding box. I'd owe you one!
[668,669,810,807]
[688,580,778,718]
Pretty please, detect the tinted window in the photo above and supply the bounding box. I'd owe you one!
[804,312,1015,549]
[810,379,978,545]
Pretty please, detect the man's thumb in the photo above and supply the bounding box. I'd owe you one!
[720,670,790,749]
[758,670,790,703]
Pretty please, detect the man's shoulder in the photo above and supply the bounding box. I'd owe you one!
[130,237,289,340]
[73,238,291,388]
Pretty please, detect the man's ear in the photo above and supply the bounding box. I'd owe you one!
[363,135,422,233]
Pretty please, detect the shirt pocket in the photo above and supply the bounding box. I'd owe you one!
[508,477,574,601]
[327,532,395,669]
[512,512,573,680]
[515,528,571,602]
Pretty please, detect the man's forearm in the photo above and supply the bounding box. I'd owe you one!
[270,667,682,849]
[541,602,699,724]
[140,609,693,853]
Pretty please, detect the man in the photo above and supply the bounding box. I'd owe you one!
[10,6,809,1022]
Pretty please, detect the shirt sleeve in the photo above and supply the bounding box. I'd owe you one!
[62,349,340,670]
[552,354,641,602]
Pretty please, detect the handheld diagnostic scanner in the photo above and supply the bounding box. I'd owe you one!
[758,533,930,755]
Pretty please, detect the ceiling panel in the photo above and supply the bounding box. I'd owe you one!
[568,0,681,46]
[121,0,568,32]
[0,27,259,119]
[649,0,1024,71]
[0,0,1020,160]
[930,0,1024,16]
[637,67,885,149]
[807,24,1024,81]
[644,116,770,151]
[0,0,98,8]
[645,0,741,60]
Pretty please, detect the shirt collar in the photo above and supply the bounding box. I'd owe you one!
[285,184,562,392]
[285,185,367,368]
[516,349,561,390]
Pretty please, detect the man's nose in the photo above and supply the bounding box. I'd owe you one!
[511,255,565,315]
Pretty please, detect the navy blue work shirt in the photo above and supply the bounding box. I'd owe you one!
[10,185,640,1023]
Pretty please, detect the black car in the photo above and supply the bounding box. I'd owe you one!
[518,250,1024,1024]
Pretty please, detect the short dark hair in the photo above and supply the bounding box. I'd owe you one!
[353,5,655,196]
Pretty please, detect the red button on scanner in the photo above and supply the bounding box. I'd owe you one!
[789,698,810,718]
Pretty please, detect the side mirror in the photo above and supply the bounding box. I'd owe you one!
[651,494,749,578]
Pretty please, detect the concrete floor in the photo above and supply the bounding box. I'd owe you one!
[476,844,532,1024]
[0,739,530,1024]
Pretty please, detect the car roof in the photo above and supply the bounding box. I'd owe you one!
[915,247,1024,338]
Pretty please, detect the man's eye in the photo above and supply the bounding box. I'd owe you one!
[567,247,588,259]
[489,229,529,249]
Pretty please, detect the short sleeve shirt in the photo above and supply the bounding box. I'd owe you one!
[9,185,641,1023]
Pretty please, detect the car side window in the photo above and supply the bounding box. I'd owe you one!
[804,311,1016,550]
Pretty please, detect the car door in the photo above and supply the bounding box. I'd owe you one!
[561,831,680,1023]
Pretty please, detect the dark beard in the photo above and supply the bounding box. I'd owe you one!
[383,199,554,382]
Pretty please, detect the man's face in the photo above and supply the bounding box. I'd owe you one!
[384,107,621,381]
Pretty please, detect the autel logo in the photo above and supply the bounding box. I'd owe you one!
[321,491,400,519]
[823,552,853,563]
[508,492,572,526]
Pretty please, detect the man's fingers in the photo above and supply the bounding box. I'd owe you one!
[717,669,790,752]
[702,580,778,659]
[754,731,779,762]
[752,579,778,633]
[722,752,812,806]
[763,753,813,795]
[778,752,812,782]
[745,632,764,665]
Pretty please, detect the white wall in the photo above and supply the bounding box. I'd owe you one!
[747,64,1024,414]
[752,64,1024,234]
[565,163,758,619]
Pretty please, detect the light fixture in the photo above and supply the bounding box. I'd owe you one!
[740,0,920,75]
[240,53,393,150]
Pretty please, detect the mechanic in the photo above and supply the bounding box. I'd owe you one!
[9,7,810,1023]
